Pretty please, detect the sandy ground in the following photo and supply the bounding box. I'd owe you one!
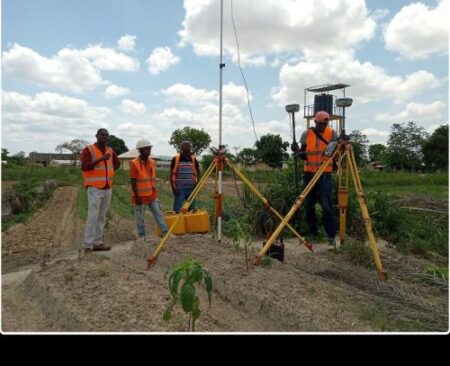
[1,186,448,333]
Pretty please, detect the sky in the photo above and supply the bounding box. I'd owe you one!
[1,0,449,157]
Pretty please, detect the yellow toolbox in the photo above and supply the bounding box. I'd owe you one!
[184,209,210,234]
[156,211,186,237]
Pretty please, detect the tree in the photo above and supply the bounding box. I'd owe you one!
[368,144,387,163]
[236,147,260,165]
[1,148,9,161]
[200,145,234,171]
[108,135,129,155]
[9,151,27,166]
[255,133,289,168]
[169,126,211,155]
[56,138,89,163]
[348,130,369,167]
[422,125,448,171]
[385,122,428,172]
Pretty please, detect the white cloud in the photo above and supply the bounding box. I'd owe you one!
[1,90,112,151]
[117,34,136,51]
[271,51,439,106]
[362,128,389,138]
[120,99,147,115]
[375,101,446,122]
[223,82,252,106]
[2,43,139,93]
[146,47,180,75]
[384,0,449,59]
[105,85,130,99]
[179,0,376,59]
[161,83,217,104]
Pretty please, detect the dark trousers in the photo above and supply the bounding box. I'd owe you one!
[303,172,336,238]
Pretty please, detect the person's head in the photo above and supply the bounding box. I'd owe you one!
[136,139,153,159]
[180,141,192,155]
[314,111,330,133]
[96,128,109,145]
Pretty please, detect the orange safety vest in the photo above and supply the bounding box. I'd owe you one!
[304,127,334,173]
[171,154,198,189]
[129,157,156,198]
[82,144,115,188]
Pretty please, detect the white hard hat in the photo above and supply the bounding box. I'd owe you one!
[136,139,153,149]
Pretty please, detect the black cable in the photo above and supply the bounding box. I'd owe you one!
[230,0,258,142]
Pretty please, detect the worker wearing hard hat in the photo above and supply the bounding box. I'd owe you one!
[81,128,121,254]
[291,111,338,248]
[129,139,170,242]
[170,141,201,213]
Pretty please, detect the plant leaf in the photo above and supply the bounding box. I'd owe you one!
[180,282,195,313]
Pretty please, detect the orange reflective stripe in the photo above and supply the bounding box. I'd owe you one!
[131,158,156,197]
[83,145,115,187]
[304,127,334,173]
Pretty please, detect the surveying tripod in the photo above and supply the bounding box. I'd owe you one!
[146,151,314,268]
[253,135,386,281]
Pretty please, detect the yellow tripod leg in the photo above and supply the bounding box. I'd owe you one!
[347,148,386,281]
[226,159,313,252]
[337,145,350,245]
[254,150,338,264]
[147,159,217,268]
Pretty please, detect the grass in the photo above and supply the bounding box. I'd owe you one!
[357,304,428,332]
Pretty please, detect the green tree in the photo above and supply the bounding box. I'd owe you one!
[236,147,260,165]
[255,133,289,168]
[9,151,27,166]
[200,145,234,171]
[422,125,448,171]
[1,148,10,161]
[107,135,129,155]
[169,126,211,155]
[348,130,369,167]
[368,144,387,163]
[385,122,428,172]
[55,138,89,164]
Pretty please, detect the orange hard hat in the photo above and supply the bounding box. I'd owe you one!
[314,111,330,123]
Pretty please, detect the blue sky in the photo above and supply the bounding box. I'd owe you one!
[1,0,448,157]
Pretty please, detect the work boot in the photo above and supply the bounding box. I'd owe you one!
[93,243,111,251]
[326,237,337,251]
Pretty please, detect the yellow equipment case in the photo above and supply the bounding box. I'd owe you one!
[184,209,210,234]
[156,211,186,237]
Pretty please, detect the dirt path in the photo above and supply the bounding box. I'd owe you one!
[1,187,448,332]
[2,186,81,273]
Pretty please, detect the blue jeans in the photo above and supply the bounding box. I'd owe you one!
[303,172,336,239]
[173,186,197,213]
[135,199,168,237]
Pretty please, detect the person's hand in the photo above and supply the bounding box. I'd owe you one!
[135,195,142,205]
[290,142,299,153]
[298,151,307,161]
[102,152,111,161]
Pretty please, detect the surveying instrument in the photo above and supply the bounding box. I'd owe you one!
[254,84,386,281]
[146,0,313,269]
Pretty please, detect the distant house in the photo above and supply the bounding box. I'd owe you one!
[29,152,74,167]
[49,159,80,167]
[118,150,172,170]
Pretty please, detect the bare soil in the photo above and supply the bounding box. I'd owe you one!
[1,187,448,332]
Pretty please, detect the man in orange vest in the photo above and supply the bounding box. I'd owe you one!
[292,111,338,247]
[129,139,170,242]
[170,141,201,213]
[81,128,120,254]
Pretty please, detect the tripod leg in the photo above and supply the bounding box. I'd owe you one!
[347,149,386,281]
[147,159,217,268]
[226,159,313,252]
[338,149,350,245]
[254,150,338,263]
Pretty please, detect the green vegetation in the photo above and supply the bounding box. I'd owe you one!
[163,257,213,332]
